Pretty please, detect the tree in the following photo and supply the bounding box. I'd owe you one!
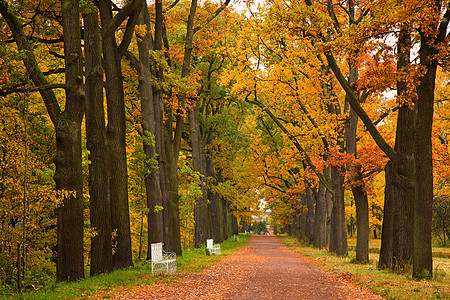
[98,0,144,269]
[307,0,450,277]
[0,0,86,281]
[82,3,113,275]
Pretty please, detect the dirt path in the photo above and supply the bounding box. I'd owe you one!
[93,235,384,299]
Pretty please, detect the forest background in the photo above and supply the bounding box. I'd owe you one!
[0,0,450,293]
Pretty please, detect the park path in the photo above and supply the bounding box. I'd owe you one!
[92,235,384,299]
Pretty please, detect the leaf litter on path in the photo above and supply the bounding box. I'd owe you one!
[88,235,385,299]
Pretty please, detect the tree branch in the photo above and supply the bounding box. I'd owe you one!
[0,84,66,96]
[101,0,143,39]
[118,0,143,58]
[325,52,397,160]
[193,0,231,34]
[246,92,335,194]
[0,0,61,125]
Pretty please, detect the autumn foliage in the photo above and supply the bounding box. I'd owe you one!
[0,0,450,292]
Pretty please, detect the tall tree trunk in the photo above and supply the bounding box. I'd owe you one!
[325,88,345,255]
[313,182,327,249]
[345,58,369,263]
[207,159,224,243]
[191,106,213,247]
[232,214,238,235]
[413,29,438,278]
[164,118,182,254]
[55,119,85,282]
[98,0,133,269]
[330,166,348,256]
[151,0,172,253]
[83,8,113,275]
[160,0,198,255]
[379,25,415,271]
[391,26,415,271]
[225,203,234,239]
[305,185,315,242]
[134,4,165,248]
[353,185,369,263]
[0,0,85,281]
[379,161,394,269]
[293,200,302,239]
[56,0,86,281]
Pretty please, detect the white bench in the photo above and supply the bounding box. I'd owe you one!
[150,242,177,275]
[206,239,221,256]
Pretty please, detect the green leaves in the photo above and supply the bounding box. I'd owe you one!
[79,0,97,15]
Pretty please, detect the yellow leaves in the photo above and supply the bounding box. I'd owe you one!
[154,205,164,213]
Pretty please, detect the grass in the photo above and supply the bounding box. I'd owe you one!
[0,234,250,300]
[278,234,450,300]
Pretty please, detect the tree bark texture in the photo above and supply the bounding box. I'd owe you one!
[292,200,302,239]
[379,162,394,269]
[135,5,165,248]
[330,166,348,256]
[345,60,369,263]
[353,185,369,263]
[57,0,86,281]
[388,26,415,271]
[325,180,332,249]
[305,186,315,242]
[163,119,182,254]
[312,182,327,249]
[207,161,225,243]
[98,0,133,269]
[83,8,113,275]
[191,106,213,247]
[159,0,199,255]
[413,29,438,278]
[151,0,172,254]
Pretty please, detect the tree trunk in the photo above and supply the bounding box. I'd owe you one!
[162,118,182,254]
[98,0,133,269]
[134,5,165,247]
[83,8,113,275]
[305,186,315,242]
[208,162,225,243]
[379,26,415,271]
[55,120,85,281]
[413,30,438,278]
[151,0,171,254]
[325,184,332,249]
[353,185,369,263]
[379,161,394,269]
[0,0,86,281]
[392,26,415,272]
[191,106,213,247]
[292,200,302,239]
[225,203,233,239]
[344,58,370,263]
[54,0,86,282]
[391,112,415,271]
[330,166,348,256]
[313,182,327,249]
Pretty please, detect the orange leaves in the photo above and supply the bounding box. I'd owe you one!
[134,24,148,41]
